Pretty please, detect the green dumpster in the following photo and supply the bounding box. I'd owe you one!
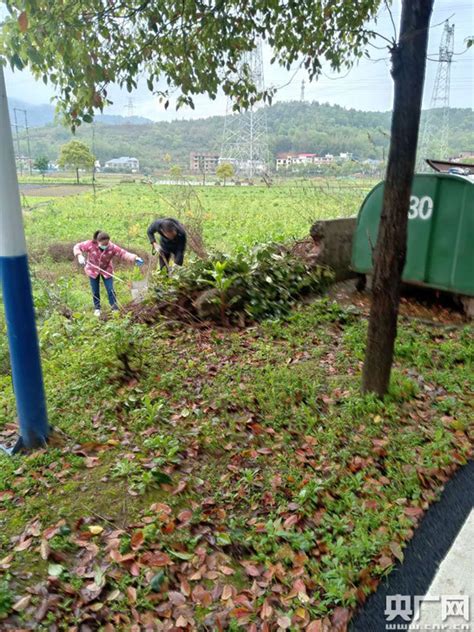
[352,173,474,297]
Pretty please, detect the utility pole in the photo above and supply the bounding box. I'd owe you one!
[0,65,49,453]
[417,20,455,171]
[13,108,22,176]
[300,79,305,102]
[21,109,33,175]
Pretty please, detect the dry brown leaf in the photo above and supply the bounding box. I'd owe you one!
[15,538,33,552]
[130,530,144,550]
[127,586,137,603]
[168,591,186,606]
[277,615,292,629]
[219,565,235,575]
[221,585,233,601]
[13,595,31,612]
[141,551,171,567]
[18,11,28,32]
[178,509,193,523]
[260,599,273,619]
[40,539,51,561]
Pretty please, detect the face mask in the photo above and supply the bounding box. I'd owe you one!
[99,245,108,251]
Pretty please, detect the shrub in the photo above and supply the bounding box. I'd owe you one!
[150,242,333,325]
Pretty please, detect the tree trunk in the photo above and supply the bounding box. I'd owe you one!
[362,0,434,396]
[76,167,79,184]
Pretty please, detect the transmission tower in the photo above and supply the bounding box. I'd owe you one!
[125,97,135,119]
[300,79,305,102]
[417,20,455,171]
[220,40,270,178]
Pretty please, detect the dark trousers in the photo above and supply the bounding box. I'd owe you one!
[89,275,117,310]
[159,249,184,270]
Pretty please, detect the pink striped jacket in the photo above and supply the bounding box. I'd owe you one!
[73,240,137,279]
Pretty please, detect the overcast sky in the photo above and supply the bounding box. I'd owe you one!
[2,0,473,121]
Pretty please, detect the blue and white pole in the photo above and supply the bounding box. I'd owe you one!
[0,64,49,453]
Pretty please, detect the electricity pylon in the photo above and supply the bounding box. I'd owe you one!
[417,20,455,171]
[220,40,270,178]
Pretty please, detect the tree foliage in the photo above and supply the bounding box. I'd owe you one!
[1,1,381,127]
[33,155,49,175]
[216,162,234,184]
[18,103,474,172]
[58,140,95,183]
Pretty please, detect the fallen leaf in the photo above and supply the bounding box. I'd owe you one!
[378,555,393,570]
[142,551,171,567]
[389,541,404,562]
[131,530,144,550]
[14,537,33,552]
[261,599,273,619]
[277,615,292,629]
[219,565,235,576]
[88,525,104,535]
[107,589,121,601]
[221,585,233,601]
[283,514,299,529]
[40,539,51,561]
[178,509,193,523]
[150,502,172,515]
[48,563,65,577]
[13,595,31,611]
[306,621,323,632]
[126,586,137,603]
[168,591,186,606]
[332,606,350,631]
[241,562,260,577]
[89,602,104,612]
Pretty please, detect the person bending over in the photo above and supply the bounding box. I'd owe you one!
[146,218,187,271]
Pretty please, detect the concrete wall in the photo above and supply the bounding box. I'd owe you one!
[310,217,357,280]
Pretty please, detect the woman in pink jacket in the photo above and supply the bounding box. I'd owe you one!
[73,231,144,315]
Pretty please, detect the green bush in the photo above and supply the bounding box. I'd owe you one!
[151,243,333,324]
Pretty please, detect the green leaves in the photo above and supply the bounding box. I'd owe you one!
[0,0,383,123]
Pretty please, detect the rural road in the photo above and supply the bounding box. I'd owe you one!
[350,460,474,631]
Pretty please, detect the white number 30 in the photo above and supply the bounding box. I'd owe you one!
[408,195,433,220]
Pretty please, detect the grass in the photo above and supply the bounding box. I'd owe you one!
[20,179,373,313]
[0,302,472,629]
[0,179,472,629]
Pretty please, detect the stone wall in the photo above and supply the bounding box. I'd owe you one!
[309,217,357,281]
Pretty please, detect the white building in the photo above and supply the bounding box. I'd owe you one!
[276,152,335,170]
[104,157,140,173]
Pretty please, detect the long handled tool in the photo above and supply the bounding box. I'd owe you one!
[85,260,128,284]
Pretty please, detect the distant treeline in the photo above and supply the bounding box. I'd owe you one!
[19,101,473,172]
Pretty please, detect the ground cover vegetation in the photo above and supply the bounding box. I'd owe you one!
[0,301,471,630]
[0,1,473,628]
[0,183,472,630]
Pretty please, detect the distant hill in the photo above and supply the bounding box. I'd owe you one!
[8,98,152,127]
[14,100,473,171]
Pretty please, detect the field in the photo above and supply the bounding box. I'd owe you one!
[22,180,373,313]
[0,180,472,630]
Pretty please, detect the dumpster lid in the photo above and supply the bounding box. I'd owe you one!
[426,158,474,175]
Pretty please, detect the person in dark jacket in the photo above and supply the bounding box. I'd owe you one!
[146,218,187,270]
